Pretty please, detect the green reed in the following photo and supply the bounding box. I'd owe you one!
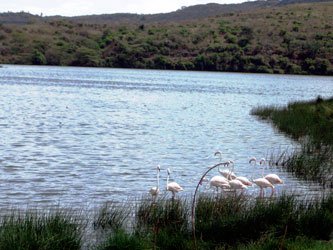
[93,201,131,231]
[251,96,333,187]
[2,194,332,249]
[95,193,333,249]
[0,209,85,250]
[251,96,333,146]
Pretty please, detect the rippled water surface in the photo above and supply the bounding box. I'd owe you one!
[0,65,332,209]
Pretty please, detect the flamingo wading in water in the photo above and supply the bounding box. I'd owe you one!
[260,158,284,194]
[215,151,236,180]
[201,176,230,194]
[149,165,161,199]
[166,168,184,199]
[225,161,247,196]
[228,160,253,187]
[250,157,274,197]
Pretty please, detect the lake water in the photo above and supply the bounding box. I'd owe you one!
[0,65,332,209]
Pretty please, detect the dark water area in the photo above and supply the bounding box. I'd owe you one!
[0,65,332,209]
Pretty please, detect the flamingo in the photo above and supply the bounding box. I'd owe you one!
[226,161,247,196]
[228,160,253,187]
[214,151,236,180]
[166,168,184,199]
[260,158,284,191]
[249,157,274,197]
[200,175,230,194]
[149,165,161,199]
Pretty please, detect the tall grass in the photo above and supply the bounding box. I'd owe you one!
[0,209,85,250]
[94,193,333,249]
[93,202,131,231]
[1,194,332,249]
[251,96,333,187]
[251,96,333,145]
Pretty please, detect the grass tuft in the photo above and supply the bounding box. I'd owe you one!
[0,209,85,250]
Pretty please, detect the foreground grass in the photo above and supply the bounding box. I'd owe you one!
[0,209,85,250]
[251,96,333,186]
[1,194,333,249]
[94,194,333,250]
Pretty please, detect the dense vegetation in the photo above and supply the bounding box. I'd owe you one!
[251,96,333,186]
[0,0,329,25]
[2,194,333,249]
[0,2,332,75]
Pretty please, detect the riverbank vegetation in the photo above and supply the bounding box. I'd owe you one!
[251,96,333,186]
[1,194,333,249]
[0,2,332,75]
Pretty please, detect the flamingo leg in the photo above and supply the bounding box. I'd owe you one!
[221,187,229,196]
[221,187,228,196]
[270,187,274,198]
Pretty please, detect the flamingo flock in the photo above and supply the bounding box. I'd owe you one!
[149,165,184,200]
[148,151,284,200]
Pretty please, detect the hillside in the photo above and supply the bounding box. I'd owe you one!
[0,0,332,24]
[0,1,332,75]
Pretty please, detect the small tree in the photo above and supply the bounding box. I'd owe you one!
[31,49,46,65]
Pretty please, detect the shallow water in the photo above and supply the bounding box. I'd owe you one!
[0,65,332,209]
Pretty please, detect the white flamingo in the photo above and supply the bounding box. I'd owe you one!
[149,165,161,199]
[166,168,184,199]
[260,158,284,192]
[250,157,274,197]
[214,151,236,180]
[226,161,247,196]
[200,176,230,194]
[228,160,253,187]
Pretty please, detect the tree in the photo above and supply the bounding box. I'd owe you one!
[72,47,100,67]
[31,49,46,65]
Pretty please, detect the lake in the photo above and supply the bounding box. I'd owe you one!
[0,65,332,209]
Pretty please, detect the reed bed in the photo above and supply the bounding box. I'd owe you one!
[251,96,333,187]
[0,209,85,250]
[93,193,333,249]
[0,194,333,249]
[250,96,333,146]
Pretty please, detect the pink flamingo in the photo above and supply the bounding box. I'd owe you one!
[228,160,253,187]
[249,157,274,198]
[226,161,247,196]
[260,158,284,194]
[166,168,184,199]
[200,175,230,194]
[149,165,161,199]
[214,151,236,180]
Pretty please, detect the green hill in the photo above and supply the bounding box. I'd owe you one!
[0,1,332,75]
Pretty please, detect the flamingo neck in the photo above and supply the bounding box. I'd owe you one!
[250,160,257,181]
[218,164,223,174]
[261,160,266,177]
[166,174,169,190]
[228,162,235,179]
[215,151,222,162]
[157,170,159,189]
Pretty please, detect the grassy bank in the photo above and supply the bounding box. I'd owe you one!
[1,194,333,249]
[251,96,333,186]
